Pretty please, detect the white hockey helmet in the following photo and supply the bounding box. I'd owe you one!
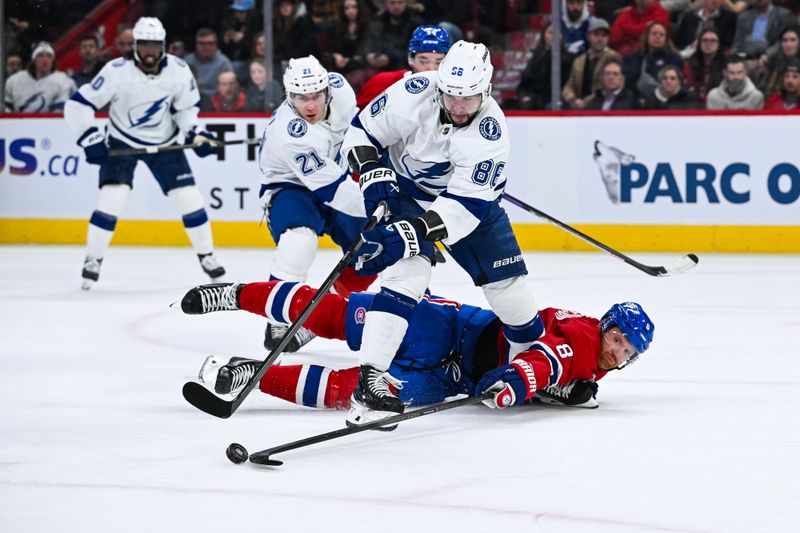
[435,40,494,113]
[283,55,329,95]
[132,17,166,63]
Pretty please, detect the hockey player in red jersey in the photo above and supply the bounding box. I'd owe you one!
[181,281,655,414]
[355,25,451,110]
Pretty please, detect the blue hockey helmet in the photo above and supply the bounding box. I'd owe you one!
[600,302,654,364]
[408,25,452,56]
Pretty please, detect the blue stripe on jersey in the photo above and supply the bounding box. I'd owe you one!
[182,208,209,228]
[70,91,98,111]
[530,342,562,386]
[269,281,298,323]
[370,288,417,320]
[89,210,117,231]
[301,365,324,407]
[311,173,346,204]
[351,114,385,151]
[440,191,493,221]
[110,117,179,147]
[396,173,437,203]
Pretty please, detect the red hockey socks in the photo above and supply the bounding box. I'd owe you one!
[238,281,348,339]
[260,364,359,409]
[332,266,376,299]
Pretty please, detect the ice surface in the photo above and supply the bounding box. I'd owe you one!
[1,246,798,532]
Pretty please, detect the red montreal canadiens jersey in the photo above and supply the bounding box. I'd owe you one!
[356,69,408,110]
[511,308,608,398]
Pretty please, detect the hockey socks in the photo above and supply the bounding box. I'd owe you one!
[503,313,545,361]
[260,364,359,409]
[238,281,348,340]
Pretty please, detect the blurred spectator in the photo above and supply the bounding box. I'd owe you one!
[251,32,267,59]
[5,53,24,78]
[517,22,574,109]
[586,57,640,109]
[641,64,702,107]
[221,0,262,72]
[732,0,798,58]
[595,0,635,23]
[563,18,621,109]
[762,24,800,94]
[660,0,694,14]
[476,0,509,47]
[201,70,247,112]
[707,55,766,107]
[72,35,105,88]
[101,28,134,62]
[419,0,472,27]
[610,0,672,55]
[320,0,374,91]
[274,0,319,72]
[764,56,800,108]
[562,0,593,54]
[309,0,343,27]
[684,28,727,102]
[362,0,424,71]
[168,40,187,58]
[673,0,738,55]
[186,28,234,99]
[623,21,684,99]
[4,15,39,56]
[244,58,285,111]
[4,42,76,113]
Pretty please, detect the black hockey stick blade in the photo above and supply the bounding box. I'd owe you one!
[181,203,387,419]
[501,193,699,277]
[248,393,492,466]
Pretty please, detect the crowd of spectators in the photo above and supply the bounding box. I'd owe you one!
[3,0,800,113]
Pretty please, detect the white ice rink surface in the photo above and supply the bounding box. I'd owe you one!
[1,245,798,532]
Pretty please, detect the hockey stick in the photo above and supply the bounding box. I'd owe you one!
[501,193,699,277]
[246,393,493,466]
[108,137,260,157]
[182,203,387,419]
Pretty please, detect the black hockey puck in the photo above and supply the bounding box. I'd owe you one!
[226,442,249,464]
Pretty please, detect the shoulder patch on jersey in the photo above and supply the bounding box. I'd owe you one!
[112,58,126,68]
[404,76,429,94]
[328,73,344,88]
[479,117,501,141]
[287,118,308,138]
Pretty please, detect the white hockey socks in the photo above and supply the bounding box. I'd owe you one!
[86,184,130,258]
[483,276,544,361]
[270,226,318,282]
[168,186,214,255]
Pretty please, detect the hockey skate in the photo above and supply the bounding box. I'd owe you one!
[346,365,404,431]
[81,256,103,290]
[197,356,260,395]
[536,380,599,408]
[198,253,226,281]
[264,321,316,353]
[181,282,242,314]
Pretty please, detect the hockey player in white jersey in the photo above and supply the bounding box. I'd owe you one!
[340,41,545,425]
[4,42,76,113]
[257,55,376,352]
[64,17,226,289]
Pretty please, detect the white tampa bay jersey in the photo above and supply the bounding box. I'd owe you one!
[258,72,365,218]
[341,70,510,245]
[66,55,200,148]
[4,70,76,113]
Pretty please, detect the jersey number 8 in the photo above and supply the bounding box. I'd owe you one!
[471,159,505,187]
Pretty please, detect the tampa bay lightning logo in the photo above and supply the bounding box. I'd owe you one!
[127,96,169,129]
[479,117,501,141]
[19,92,47,113]
[405,76,429,94]
[328,73,344,88]
[287,118,307,138]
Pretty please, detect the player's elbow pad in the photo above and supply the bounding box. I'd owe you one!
[346,145,380,173]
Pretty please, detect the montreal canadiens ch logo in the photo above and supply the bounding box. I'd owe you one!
[405,76,429,94]
[328,73,344,88]
[479,117,501,141]
[354,307,367,324]
[287,118,307,138]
